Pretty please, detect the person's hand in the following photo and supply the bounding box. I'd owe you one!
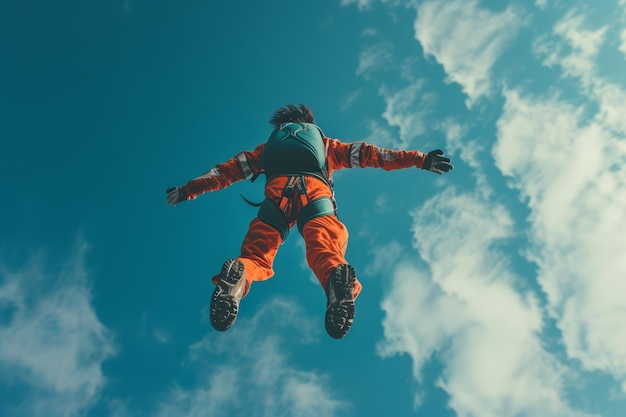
[166,186,188,206]
[422,149,453,175]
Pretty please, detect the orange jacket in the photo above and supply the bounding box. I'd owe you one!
[184,138,428,200]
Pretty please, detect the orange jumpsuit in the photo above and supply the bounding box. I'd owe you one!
[183,138,427,298]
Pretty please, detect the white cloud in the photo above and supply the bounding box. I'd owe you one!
[594,80,626,135]
[534,10,626,135]
[356,42,394,80]
[155,367,240,417]
[534,11,608,87]
[152,327,172,344]
[362,118,402,149]
[619,29,626,58]
[355,80,435,150]
[340,0,374,11]
[107,399,134,417]
[494,87,626,387]
[379,81,433,146]
[356,47,436,147]
[361,27,379,37]
[414,0,523,106]
[365,240,403,276]
[340,89,363,110]
[155,298,346,417]
[437,118,492,198]
[0,241,117,417]
[378,190,588,417]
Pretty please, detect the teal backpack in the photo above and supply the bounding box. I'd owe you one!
[261,122,329,184]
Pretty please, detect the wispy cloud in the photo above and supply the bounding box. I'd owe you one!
[0,241,117,417]
[379,81,434,147]
[356,81,435,149]
[534,10,626,135]
[340,0,374,12]
[534,10,608,88]
[620,29,626,57]
[154,298,347,417]
[356,42,394,80]
[365,240,403,277]
[414,0,523,106]
[494,86,626,389]
[378,190,591,417]
[361,118,401,149]
[436,118,493,199]
[340,89,363,110]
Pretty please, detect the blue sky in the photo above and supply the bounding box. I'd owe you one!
[2,0,626,416]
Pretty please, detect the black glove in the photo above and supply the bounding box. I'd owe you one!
[166,186,188,206]
[422,149,453,175]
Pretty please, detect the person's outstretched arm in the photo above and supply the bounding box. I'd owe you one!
[166,143,265,206]
[325,138,453,175]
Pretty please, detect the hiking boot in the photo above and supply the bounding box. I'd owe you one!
[210,259,246,331]
[325,264,356,339]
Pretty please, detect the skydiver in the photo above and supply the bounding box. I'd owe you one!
[166,104,453,339]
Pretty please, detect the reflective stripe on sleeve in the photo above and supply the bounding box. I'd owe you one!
[236,152,254,179]
[350,142,364,168]
[195,167,219,179]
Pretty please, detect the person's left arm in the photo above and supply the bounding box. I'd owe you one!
[325,138,453,176]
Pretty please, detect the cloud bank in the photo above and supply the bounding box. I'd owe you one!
[154,298,347,417]
[0,242,117,417]
[495,87,626,388]
[345,0,626,415]
[378,189,589,417]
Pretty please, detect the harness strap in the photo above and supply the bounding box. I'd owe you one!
[298,176,309,208]
[277,176,299,212]
[257,175,337,241]
[277,176,310,211]
[296,196,336,235]
[258,199,290,241]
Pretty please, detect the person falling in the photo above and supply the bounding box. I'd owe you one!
[167,104,453,339]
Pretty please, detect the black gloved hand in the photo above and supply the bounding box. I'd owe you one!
[422,149,453,175]
[166,186,188,206]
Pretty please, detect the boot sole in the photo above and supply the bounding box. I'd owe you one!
[325,264,356,339]
[210,259,245,332]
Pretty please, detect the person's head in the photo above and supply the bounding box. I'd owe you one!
[269,104,316,127]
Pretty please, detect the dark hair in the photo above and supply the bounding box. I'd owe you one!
[269,104,316,127]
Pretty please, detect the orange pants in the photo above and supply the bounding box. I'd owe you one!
[234,176,362,299]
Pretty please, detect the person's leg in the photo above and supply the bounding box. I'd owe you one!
[300,215,362,298]
[325,264,357,339]
[301,215,362,338]
[210,217,283,331]
[209,258,246,331]
[237,217,284,289]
